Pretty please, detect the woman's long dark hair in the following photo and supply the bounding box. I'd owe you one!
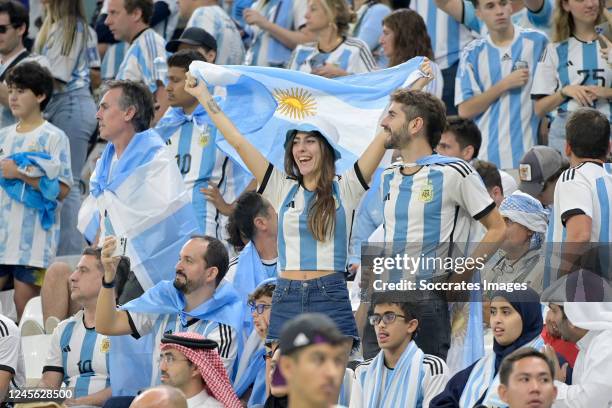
[226,191,271,251]
[383,9,434,67]
[284,131,337,242]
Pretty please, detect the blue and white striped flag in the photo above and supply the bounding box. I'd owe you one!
[189,57,428,173]
[77,129,199,289]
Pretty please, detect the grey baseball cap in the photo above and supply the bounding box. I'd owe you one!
[519,146,567,197]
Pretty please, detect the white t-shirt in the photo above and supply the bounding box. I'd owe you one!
[532,37,612,120]
[126,307,238,386]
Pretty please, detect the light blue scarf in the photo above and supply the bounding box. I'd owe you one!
[361,341,424,408]
[0,151,60,229]
[90,129,163,197]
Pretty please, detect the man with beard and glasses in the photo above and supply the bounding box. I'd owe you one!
[95,235,244,401]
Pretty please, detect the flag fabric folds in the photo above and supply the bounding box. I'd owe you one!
[188,58,427,173]
[0,151,61,230]
[78,129,199,290]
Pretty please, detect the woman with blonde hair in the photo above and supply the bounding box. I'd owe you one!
[35,0,99,256]
[532,0,612,153]
[287,0,377,77]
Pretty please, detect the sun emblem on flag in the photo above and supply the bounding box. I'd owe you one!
[273,88,317,120]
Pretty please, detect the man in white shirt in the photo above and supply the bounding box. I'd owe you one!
[158,332,241,408]
[545,302,612,408]
[0,313,25,402]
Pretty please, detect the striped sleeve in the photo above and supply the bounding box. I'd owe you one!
[531,42,560,98]
[349,360,372,408]
[257,164,296,211]
[204,323,238,377]
[422,355,449,408]
[556,169,593,225]
[0,319,20,375]
[527,0,553,29]
[345,38,377,73]
[225,256,240,282]
[42,324,64,373]
[445,162,496,220]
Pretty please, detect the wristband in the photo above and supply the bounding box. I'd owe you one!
[560,87,567,98]
[102,276,115,288]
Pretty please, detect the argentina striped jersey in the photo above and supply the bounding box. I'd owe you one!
[456,26,548,169]
[42,311,111,398]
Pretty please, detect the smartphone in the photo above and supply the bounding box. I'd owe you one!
[112,237,128,258]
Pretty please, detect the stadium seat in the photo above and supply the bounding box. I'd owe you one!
[22,333,52,384]
[19,296,44,334]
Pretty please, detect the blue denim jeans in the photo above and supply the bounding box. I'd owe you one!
[266,273,358,345]
[45,87,97,256]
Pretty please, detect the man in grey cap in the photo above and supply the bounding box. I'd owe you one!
[518,146,568,208]
[278,313,349,408]
[166,27,217,63]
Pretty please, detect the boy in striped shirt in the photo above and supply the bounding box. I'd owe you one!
[0,62,72,321]
[455,0,548,169]
[350,292,448,408]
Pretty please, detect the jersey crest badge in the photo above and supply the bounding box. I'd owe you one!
[199,130,210,148]
[419,181,434,203]
[101,337,110,353]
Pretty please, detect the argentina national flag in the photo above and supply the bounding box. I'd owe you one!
[188,57,428,173]
[77,129,199,290]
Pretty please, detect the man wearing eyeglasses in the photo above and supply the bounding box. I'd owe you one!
[158,332,241,408]
[350,291,449,408]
